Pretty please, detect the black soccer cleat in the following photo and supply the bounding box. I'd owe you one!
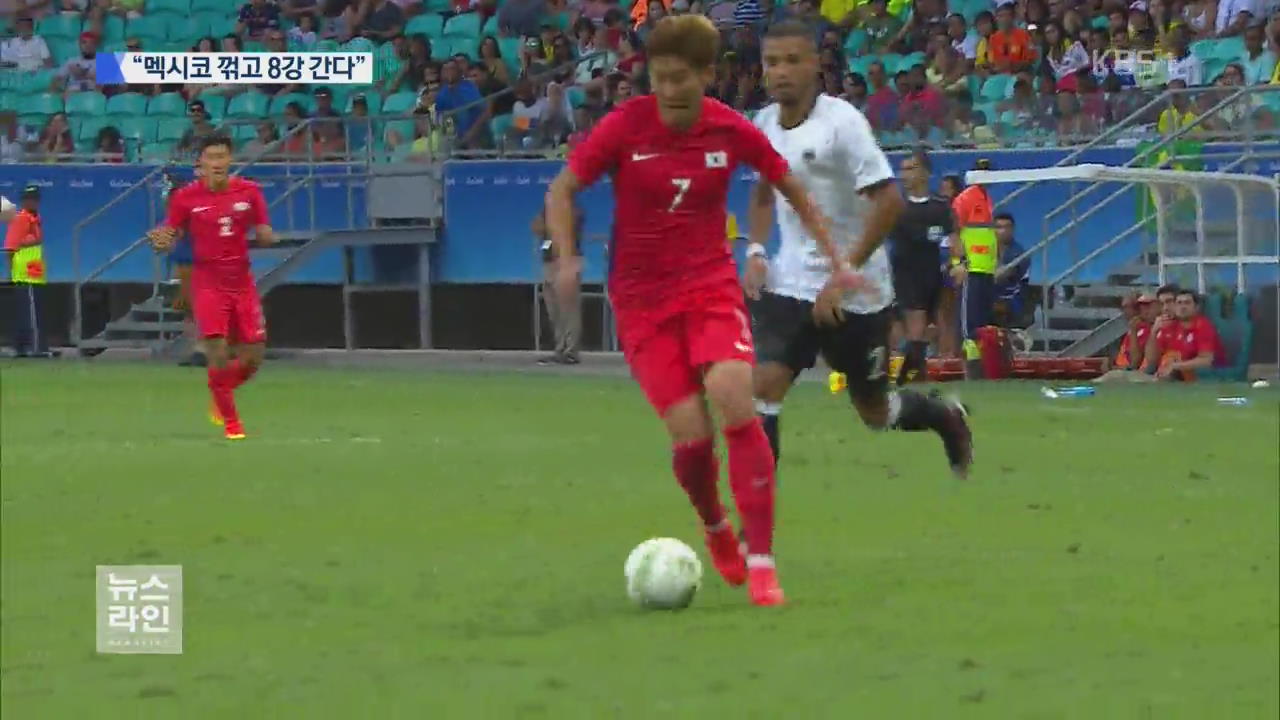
[934,393,973,479]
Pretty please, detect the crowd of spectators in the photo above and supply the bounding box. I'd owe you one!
[1,0,1278,163]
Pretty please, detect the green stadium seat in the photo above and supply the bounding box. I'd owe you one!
[127,16,170,45]
[497,36,522,64]
[405,13,445,39]
[117,115,159,144]
[381,91,419,116]
[156,117,189,142]
[567,86,585,108]
[15,70,56,94]
[24,92,64,116]
[314,39,341,52]
[980,74,1013,101]
[879,53,904,74]
[430,38,454,60]
[0,91,16,112]
[424,0,451,13]
[18,114,50,131]
[191,0,236,12]
[342,36,376,54]
[844,30,868,57]
[490,113,513,140]
[77,116,107,142]
[66,91,107,116]
[167,17,210,45]
[244,41,266,53]
[48,39,79,66]
[451,38,478,60]
[481,15,500,38]
[345,91,381,114]
[269,92,315,117]
[230,122,257,145]
[99,15,127,44]
[37,14,82,41]
[148,92,188,116]
[226,91,270,118]
[106,92,149,118]
[898,51,926,71]
[142,141,177,163]
[196,93,227,121]
[207,16,239,39]
[444,13,481,39]
[146,0,192,18]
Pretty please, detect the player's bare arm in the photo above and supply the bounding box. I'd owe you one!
[148,225,178,253]
[546,168,584,303]
[253,224,275,246]
[847,180,904,269]
[743,181,775,300]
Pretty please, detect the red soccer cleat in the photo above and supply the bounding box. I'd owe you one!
[704,525,747,587]
[748,565,785,607]
[224,420,246,440]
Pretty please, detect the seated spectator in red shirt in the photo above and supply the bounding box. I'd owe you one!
[989,3,1036,73]
[1141,283,1182,374]
[863,60,899,130]
[1153,290,1227,381]
[1097,292,1158,381]
[899,65,947,128]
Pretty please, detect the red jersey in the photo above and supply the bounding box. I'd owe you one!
[1176,315,1226,367]
[567,96,789,312]
[163,177,268,288]
[1147,316,1181,369]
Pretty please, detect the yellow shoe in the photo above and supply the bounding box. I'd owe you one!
[208,402,224,427]
[828,371,847,394]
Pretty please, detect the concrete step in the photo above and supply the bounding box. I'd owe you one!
[1045,306,1118,321]
[1032,328,1093,342]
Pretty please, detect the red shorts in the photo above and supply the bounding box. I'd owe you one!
[617,288,754,415]
[193,283,266,344]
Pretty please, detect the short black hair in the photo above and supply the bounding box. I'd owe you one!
[198,133,233,154]
[941,173,964,191]
[1176,289,1199,305]
[764,19,817,43]
[1156,283,1180,297]
[994,212,1015,224]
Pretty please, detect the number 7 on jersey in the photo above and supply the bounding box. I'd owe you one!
[669,178,691,212]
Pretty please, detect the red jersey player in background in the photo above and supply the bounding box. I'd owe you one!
[545,15,859,607]
[1154,289,1226,382]
[147,134,275,439]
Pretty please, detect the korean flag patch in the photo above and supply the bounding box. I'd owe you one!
[705,151,728,168]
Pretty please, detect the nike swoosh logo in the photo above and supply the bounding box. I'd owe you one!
[734,341,751,353]
[192,206,212,212]
[632,153,659,161]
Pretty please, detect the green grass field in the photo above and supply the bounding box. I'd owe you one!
[2,362,1277,718]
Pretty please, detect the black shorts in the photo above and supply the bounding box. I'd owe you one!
[751,292,891,401]
[893,258,944,312]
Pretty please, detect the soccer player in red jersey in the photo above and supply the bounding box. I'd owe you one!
[1156,289,1226,382]
[545,15,857,607]
[147,135,274,439]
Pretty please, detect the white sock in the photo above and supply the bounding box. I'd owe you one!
[746,554,775,569]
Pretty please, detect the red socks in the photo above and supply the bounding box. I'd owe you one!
[724,418,777,558]
[206,366,240,426]
[227,358,258,389]
[672,438,726,528]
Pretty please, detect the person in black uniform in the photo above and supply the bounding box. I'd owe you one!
[889,149,959,385]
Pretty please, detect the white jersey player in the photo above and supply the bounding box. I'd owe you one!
[744,20,972,478]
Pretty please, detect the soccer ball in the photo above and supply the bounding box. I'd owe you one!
[624,537,703,610]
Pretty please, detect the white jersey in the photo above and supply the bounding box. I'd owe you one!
[753,95,896,314]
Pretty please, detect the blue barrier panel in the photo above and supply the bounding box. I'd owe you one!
[3,145,1275,285]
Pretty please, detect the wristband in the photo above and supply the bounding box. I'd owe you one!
[746,243,767,258]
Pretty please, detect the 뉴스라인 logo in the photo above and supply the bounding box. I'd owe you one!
[96,565,183,655]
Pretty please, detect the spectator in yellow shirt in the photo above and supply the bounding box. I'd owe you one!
[1157,79,1199,134]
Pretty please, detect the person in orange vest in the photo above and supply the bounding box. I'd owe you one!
[4,185,53,358]
[951,158,998,365]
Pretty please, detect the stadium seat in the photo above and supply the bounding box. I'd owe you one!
[314,39,341,52]
[66,91,107,116]
[156,117,189,142]
[342,36,376,54]
[269,92,315,117]
[844,30,868,57]
[148,92,188,116]
[37,14,82,41]
[481,15,500,38]
[226,91,270,118]
[0,92,16,112]
[980,74,1013,101]
[77,116,107,142]
[16,70,56,94]
[196,93,227,121]
[207,16,239,39]
[244,41,266,53]
[167,17,210,45]
[431,38,454,60]
[1198,293,1253,381]
[405,13,445,39]
[105,92,149,118]
[191,0,236,12]
[424,0,451,13]
[229,122,257,145]
[444,13,482,39]
[24,93,64,116]
[490,113,513,140]
[898,52,927,71]
[451,38,479,60]
[126,16,170,45]
[146,0,192,18]
[117,115,159,144]
[99,15,127,44]
[382,92,419,116]
[141,141,177,163]
[48,39,79,66]
[17,113,49,132]
[346,91,381,114]
[567,86,585,108]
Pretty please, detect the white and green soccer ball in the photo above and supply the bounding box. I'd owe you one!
[624,537,702,610]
